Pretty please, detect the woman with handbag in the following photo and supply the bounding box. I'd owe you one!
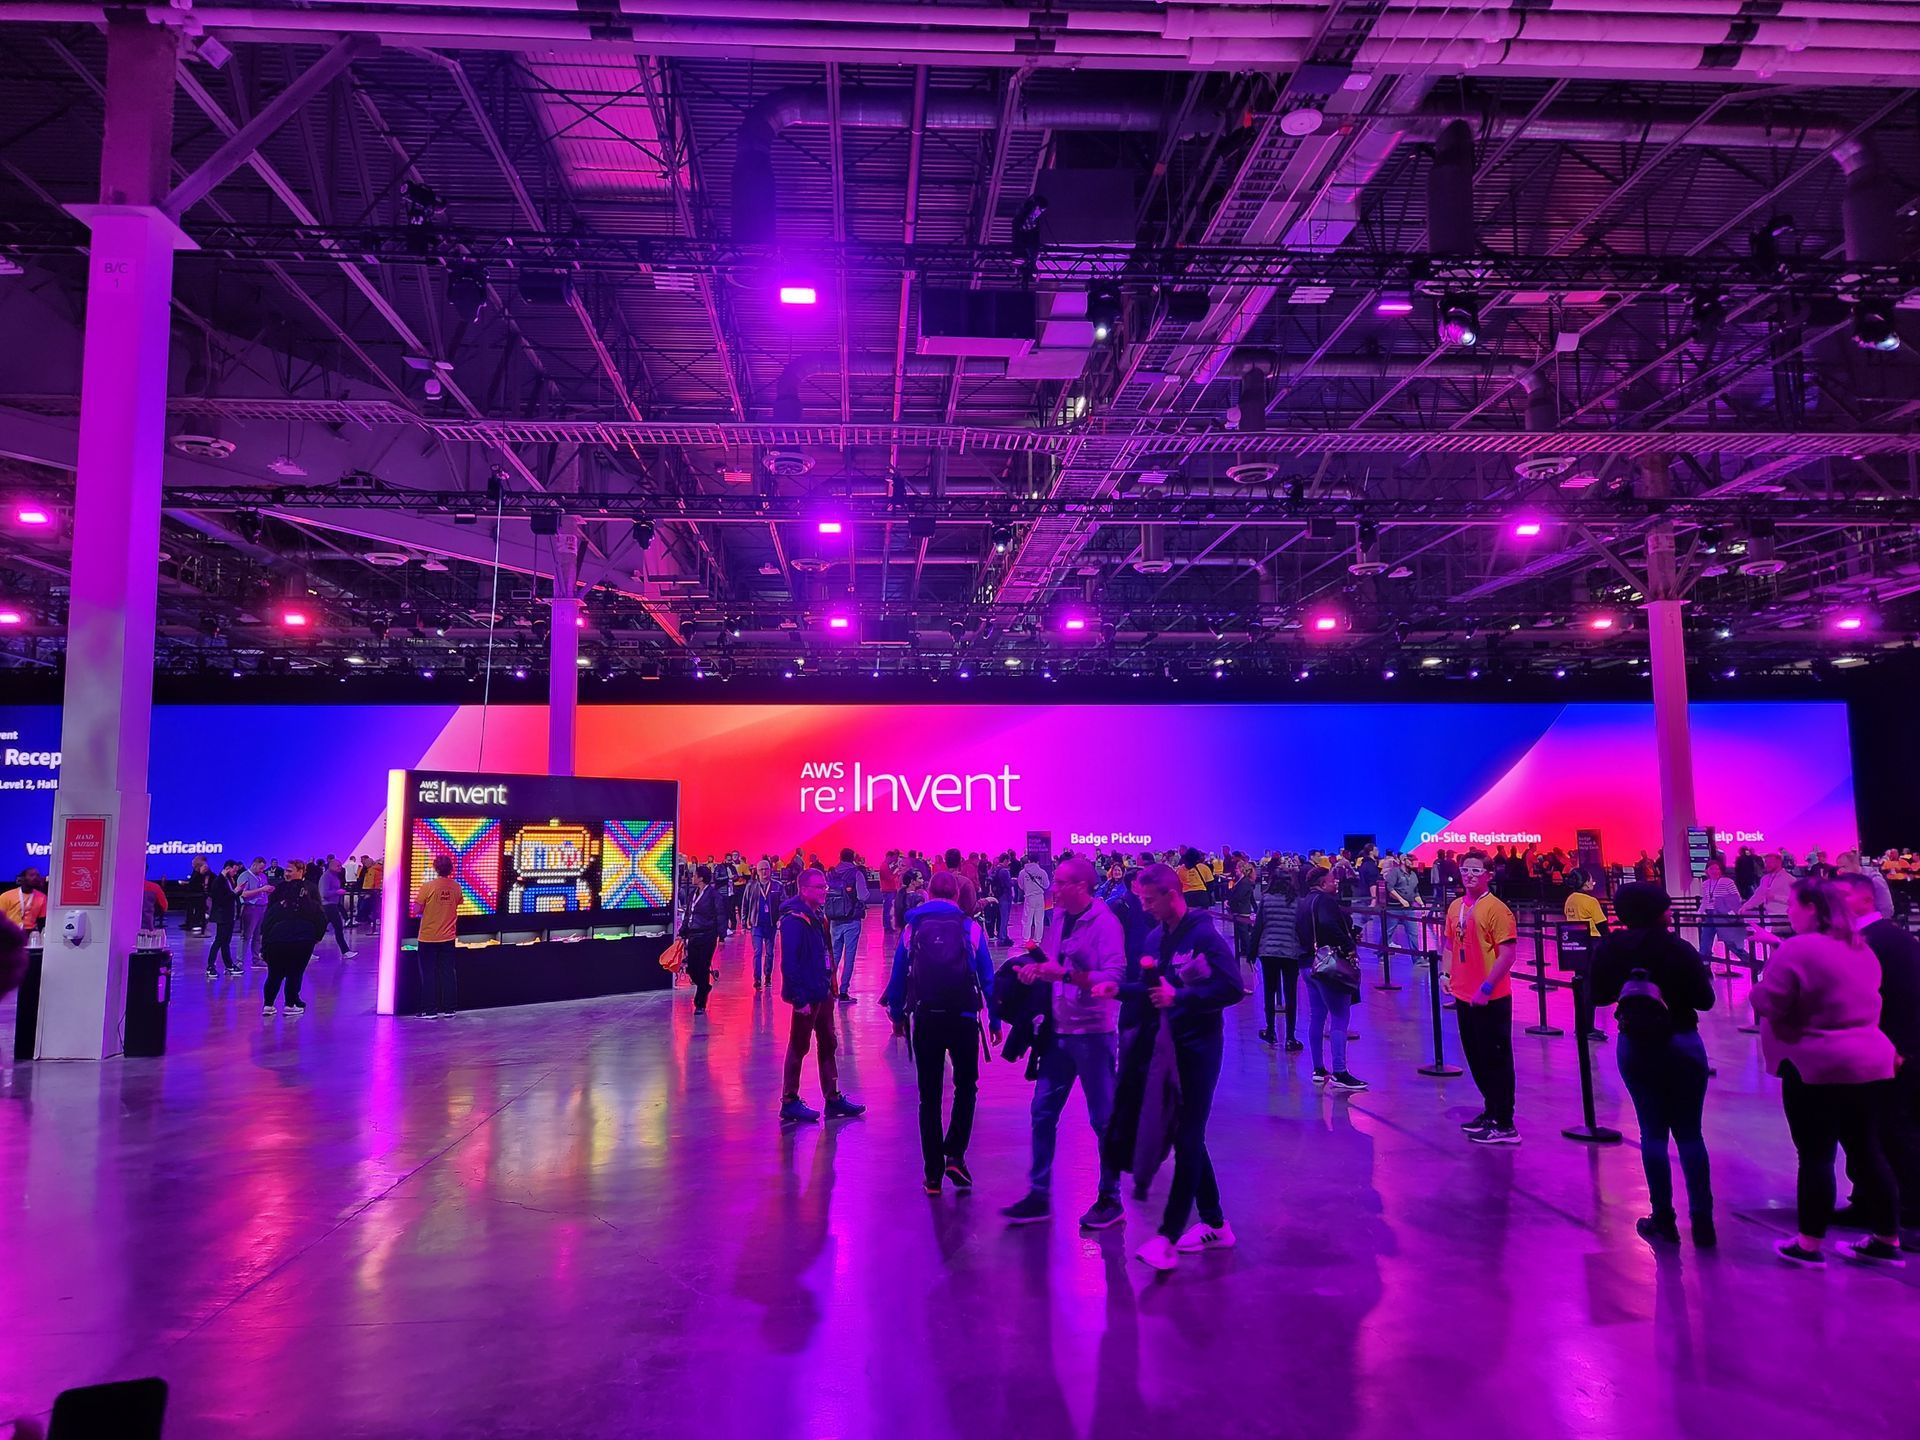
[680,863,724,1015]
[1295,868,1367,1091]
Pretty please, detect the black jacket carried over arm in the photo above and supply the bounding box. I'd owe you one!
[1589,927,1716,1032]
[1295,890,1356,955]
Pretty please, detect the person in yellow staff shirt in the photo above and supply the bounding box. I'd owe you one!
[1447,851,1522,1145]
[1564,868,1607,937]
[0,868,47,933]
[413,855,463,1017]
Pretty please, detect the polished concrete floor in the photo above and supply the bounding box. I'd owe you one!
[2,920,1915,1440]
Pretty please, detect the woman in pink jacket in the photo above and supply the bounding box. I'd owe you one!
[1753,877,1903,1268]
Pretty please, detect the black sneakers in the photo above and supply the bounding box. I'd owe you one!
[1001,1192,1051,1224]
[1079,1197,1125,1230]
[944,1157,973,1191]
[1468,1123,1520,1145]
[1635,1215,1681,1246]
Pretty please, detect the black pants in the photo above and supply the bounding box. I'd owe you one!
[262,941,311,1006]
[415,940,458,1014]
[911,1012,981,1181]
[1874,1063,1920,1228]
[323,903,350,951]
[686,933,718,1011]
[186,894,207,932]
[208,913,236,971]
[1456,995,1516,1127]
[1161,1027,1225,1239]
[1781,1062,1897,1238]
[1259,957,1301,1038]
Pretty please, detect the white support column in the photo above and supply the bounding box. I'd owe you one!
[548,520,580,776]
[1645,526,1698,899]
[40,14,188,1059]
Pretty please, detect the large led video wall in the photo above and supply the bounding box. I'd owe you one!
[0,702,1859,874]
[379,769,680,1015]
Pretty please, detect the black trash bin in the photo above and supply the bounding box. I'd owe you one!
[125,948,171,1057]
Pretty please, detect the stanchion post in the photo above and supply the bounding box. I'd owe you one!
[1560,974,1622,1144]
[1417,946,1463,1077]
[1376,911,1401,991]
[1525,920,1563,1036]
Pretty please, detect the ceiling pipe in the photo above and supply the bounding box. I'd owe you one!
[733,85,1232,242]
[1409,102,1872,171]
[1233,350,1558,431]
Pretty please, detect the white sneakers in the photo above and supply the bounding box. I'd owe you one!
[1135,1219,1237,1271]
[1134,1235,1179,1272]
[1175,1220,1237,1253]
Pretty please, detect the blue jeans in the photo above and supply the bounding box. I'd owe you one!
[1307,975,1353,1072]
[830,917,862,992]
[1616,1029,1713,1223]
[1696,920,1750,965]
[1382,913,1421,957]
[1030,1032,1122,1199]
[752,929,775,986]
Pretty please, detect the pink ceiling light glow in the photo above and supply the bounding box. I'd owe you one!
[1512,520,1544,538]
[281,610,310,628]
[0,609,23,626]
[14,507,51,526]
[778,285,818,305]
[1587,615,1616,631]
[1310,613,1341,633]
[1834,614,1866,631]
[826,614,851,631]
[816,520,844,535]
[1061,616,1087,632]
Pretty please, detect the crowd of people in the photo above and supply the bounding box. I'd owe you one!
[669,837,1918,1274]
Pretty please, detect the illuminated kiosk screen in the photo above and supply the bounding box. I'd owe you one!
[505,820,599,914]
[601,820,675,910]
[409,816,502,916]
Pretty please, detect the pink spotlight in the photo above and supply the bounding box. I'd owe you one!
[282,609,310,628]
[1311,614,1340,633]
[16,507,51,526]
[0,609,23,626]
[779,285,818,306]
[1835,614,1864,631]
[1375,294,1415,316]
[1062,616,1087,632]
[826,614,852,631]
[817,520,844,535]
[1587,615,1616,631]
[1513,520,1544,538]
[575,614,586,628]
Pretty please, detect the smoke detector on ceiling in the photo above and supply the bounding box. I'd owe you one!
[363,552,410,568]
[171,431,236,460]
[1225,460,1280,485]
[1280,105,1324,137]
[1132,555,1174,575]
[763,448,814,478]
[1512,454,1576,481]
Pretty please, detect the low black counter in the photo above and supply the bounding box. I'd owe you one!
[394,931,675,1015]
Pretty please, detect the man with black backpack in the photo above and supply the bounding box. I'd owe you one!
[884,869,999,1194]
[826,848,866,1004]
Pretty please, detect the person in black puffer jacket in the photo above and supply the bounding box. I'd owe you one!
[261,861,326,1016]
[1251,863,1303,1050]
[1589,882,1717,1249]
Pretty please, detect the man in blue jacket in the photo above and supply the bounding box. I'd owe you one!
[1096,862,1245,1271]
[778,868,865,1124]
[884,870,999,1193]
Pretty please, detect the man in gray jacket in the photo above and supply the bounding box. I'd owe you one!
[1001,856,1128,1229]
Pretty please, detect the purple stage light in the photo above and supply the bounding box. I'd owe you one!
[817,520,844,535]
[1512,520,1544,538]
[1375,292,1415,316]
[826,614,851,631]
[0,609,22,626]
[281,609,310,628]
[778,285,818,306]
[1834,614,1865,631]
[1061,616,1087,632]
[15,507,51,526]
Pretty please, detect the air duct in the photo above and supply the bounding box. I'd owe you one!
[1134,525,1172,575]
[1427,119,1476,259]
[734,87,1231,243]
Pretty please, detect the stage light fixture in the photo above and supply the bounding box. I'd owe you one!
[1375,291,1414,316]
[1438,292,1480,348]
[511,666,528,680]
[14,506,51,527]
[1586,614,1617,631]
[1004,656,1022,668]
[1383,667,1396,679]
[1554,667,1569,679]
[281,609,310,628]
[1512,519,1544,538]
[632,517,656,548]
[1309,612,1343,633]
[1852,301,1900,352]
[826,614,852,631]
[1061,616,1087,632]
[817,519,844,535]
[446,261,488,323]
[1833,613,1868,631]
[1087,283,1123,343]
[990,522,1014,555]
[778,285,818,306]
[0,609,23,626]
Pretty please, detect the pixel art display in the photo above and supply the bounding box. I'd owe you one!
[408,816,502,916]
[600,820,676,910]
[504,820,598,913]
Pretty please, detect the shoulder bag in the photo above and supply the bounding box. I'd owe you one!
[1310,902,1362,992]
